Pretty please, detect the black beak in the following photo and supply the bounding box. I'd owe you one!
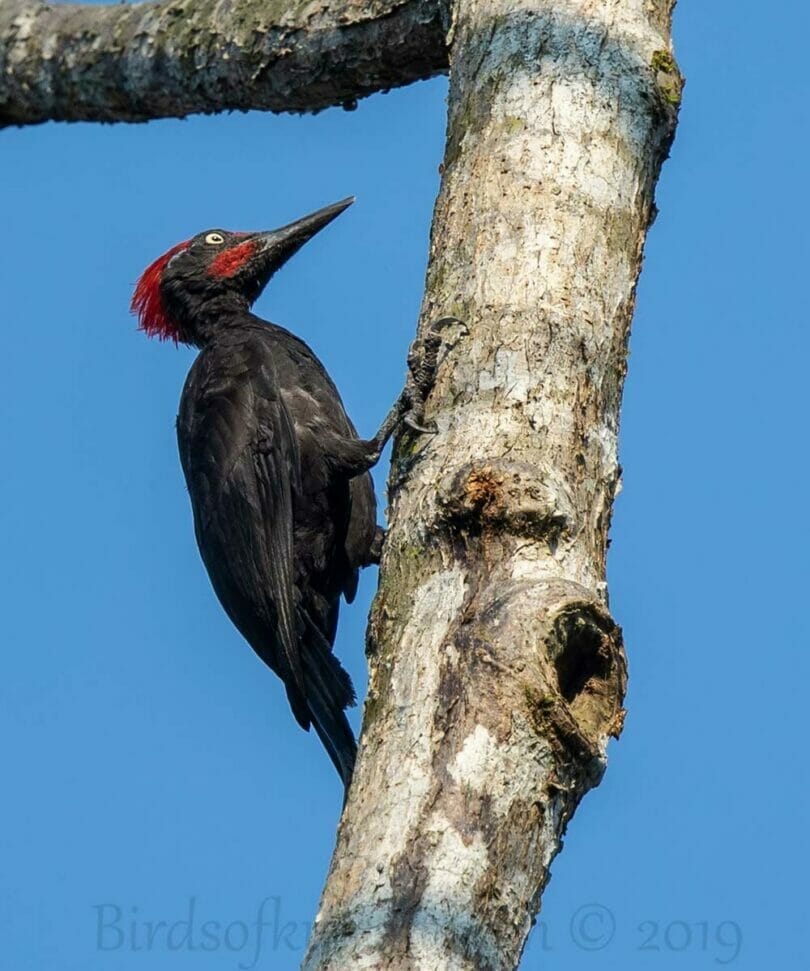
[255,197,354,277]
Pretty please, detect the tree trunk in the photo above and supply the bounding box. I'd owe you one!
[304,0,680,967]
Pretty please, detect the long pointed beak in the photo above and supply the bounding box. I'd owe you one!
[256,197,354,271]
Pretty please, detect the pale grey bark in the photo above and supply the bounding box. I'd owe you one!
[0,0,446,126]
[304,0,681,968]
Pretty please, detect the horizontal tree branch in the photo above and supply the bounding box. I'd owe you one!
[0,0,448,127]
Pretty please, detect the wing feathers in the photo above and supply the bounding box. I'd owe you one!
[252,408,307,710]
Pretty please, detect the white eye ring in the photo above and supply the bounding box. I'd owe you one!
[205,232,225,245]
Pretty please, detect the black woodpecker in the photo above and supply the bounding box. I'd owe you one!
[131,198,432,788]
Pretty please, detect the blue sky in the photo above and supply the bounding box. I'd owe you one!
[1,2,807,969]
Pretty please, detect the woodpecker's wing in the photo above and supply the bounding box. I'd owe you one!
[177,346,309,724]
[250,386,308,710]
[267,326,378,602]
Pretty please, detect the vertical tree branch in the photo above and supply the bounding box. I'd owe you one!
[305,0,681,967]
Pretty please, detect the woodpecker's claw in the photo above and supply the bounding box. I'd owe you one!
[423,316,468,351]
[403,411,437,435]
[428,315,467,335]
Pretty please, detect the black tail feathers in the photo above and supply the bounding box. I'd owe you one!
[309,688,357,789]
[299,615,357,788]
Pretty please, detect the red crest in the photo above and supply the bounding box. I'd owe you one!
[131,240,190,342]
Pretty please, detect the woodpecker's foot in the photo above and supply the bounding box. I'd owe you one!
[407,316,466,395]
[404,316,467,429]
[361,317,467,466]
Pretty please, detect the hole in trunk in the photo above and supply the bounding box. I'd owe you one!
[554,614,610,702]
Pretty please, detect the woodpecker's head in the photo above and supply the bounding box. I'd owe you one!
[131,197,354,345]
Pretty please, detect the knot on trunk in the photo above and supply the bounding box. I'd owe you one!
[436,459,575,544]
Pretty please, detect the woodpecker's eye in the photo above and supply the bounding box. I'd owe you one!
[205,233,225,245]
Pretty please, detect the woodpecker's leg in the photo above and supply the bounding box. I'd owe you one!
[405,316,464,425]
[333,317,467,475]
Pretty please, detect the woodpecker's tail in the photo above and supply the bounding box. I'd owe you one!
[299,615,357,788]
